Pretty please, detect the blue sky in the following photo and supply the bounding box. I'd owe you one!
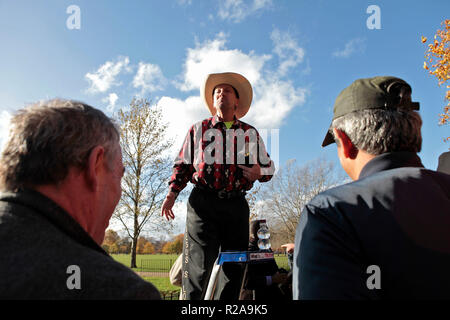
[0,0,449,234]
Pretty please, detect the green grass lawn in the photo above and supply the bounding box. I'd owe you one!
[111,254,180,299]
[142,277,181,300]
[142,277,180,292]
[111,253,179,270]
[110,253,289,299]
[275,255,290,270]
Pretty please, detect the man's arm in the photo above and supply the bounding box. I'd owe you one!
[161,191,177,221]
[162,126,195,220]
[168,125,196,194]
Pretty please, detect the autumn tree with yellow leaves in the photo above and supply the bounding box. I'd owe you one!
[161,234,183,254]
[102,229,121,254]
[113,98,174,268]
[137,236,156,254]
[422,19,450,142]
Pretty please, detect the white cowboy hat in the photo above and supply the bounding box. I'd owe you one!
[201,72,253,119]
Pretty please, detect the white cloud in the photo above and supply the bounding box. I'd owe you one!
[0,111,12,153]
[332,38,366,58]
[160,31,308,159]
[271,29,305,77]
[102,93,119,113]
[252,0,272,9]
[80,32,307,163]
[85,56,131,93]
[157,95,208,157]
[132,62,167,94]
[218,0,272,23]
[177,32,270,92]
[247,79,307,129]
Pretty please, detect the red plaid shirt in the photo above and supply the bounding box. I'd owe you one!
[169,115,275,194]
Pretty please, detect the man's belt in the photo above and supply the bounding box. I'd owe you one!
[195,184,247,199]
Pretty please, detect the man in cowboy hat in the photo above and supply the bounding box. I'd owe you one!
[293,76,450,299]
[161,72,275,300]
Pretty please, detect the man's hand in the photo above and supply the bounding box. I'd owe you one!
[161,191,177,221]
[238,163,262,182]
[281,243,295,254]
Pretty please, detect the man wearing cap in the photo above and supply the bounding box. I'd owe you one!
[161,72,275,300]
[293,76,450,299]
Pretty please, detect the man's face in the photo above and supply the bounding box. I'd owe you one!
[213,84,239,115]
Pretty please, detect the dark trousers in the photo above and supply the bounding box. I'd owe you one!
[181,187,249,300]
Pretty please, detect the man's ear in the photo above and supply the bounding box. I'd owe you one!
[85,145,105,191]
[333,129,358,159]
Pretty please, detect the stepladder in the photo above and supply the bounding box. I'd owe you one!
[203,250,275,300]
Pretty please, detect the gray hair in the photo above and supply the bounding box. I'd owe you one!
[331,109,422,155]
[0,99,120,192]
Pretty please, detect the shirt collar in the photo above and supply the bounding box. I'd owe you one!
[359,152,424,179]
[211,114,239,128]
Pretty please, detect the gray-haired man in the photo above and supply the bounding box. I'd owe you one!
[293,76,450,299]
[0,99,161,299]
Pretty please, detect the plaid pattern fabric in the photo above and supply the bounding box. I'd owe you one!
[169,115,274,193]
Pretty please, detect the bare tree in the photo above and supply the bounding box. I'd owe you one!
[113,98,174,268]
[259,158,347,243]
[246,183,261,221]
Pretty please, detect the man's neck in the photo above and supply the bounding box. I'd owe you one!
[33,171,100,244]
[215,110,235,122]
[354,150,376,180]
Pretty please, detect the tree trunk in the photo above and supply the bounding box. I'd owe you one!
[130,200,140,269]
[130,236,138,268]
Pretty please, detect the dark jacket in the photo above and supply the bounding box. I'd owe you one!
[293,152,450,299]
[0,189,161,300]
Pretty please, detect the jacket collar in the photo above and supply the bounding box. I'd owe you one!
[359,152,424,179]
[0,188,108,256]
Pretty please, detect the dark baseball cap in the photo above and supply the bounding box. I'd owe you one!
[322,76,420,147]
